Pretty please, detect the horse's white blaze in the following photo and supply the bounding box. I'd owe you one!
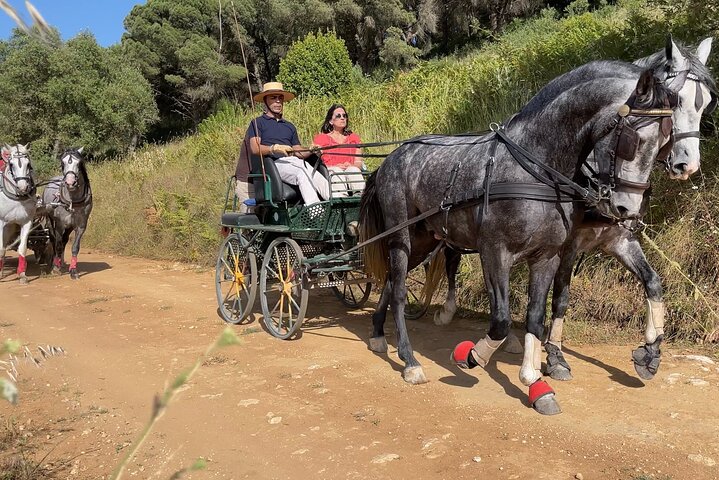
[519,333,542,386]
[644,299,665,344]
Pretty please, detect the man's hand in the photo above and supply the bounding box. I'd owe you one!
[271,144,293,156]
[309,144,323,156]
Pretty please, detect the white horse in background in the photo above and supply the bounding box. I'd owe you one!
[0,144,37,284]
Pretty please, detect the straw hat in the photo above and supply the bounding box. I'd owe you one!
[253,82,296,103]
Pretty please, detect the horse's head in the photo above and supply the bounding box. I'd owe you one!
[2,143,34,195]
[641,37,716,179]
[593,69,678,220]
[60,147,85,190]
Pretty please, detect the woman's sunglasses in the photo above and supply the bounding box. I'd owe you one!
[333,113,348,119]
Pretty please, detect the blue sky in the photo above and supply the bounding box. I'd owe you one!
[0,0,143,47]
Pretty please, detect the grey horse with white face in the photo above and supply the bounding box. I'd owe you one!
[360,61,681,415]
[42,147,93,280]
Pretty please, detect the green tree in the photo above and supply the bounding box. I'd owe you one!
[0,30,158,171]
[122,0,246,134]
[278,31,354,97]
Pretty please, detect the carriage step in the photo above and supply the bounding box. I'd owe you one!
[220,213,261,227]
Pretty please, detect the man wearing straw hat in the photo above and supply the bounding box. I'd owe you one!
[235,81,330,209]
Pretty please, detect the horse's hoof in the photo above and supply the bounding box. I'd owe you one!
[18,275,29,285]
[533,394,562,415]
[631,341,661,380]
[403,366,428,384]
[529,380,561,415]
[70,269,79,280]
[432,309,454,326]
[369,336,388,353]
[547,364,573,381]
[503,332,523,354]
[51,266,62,276]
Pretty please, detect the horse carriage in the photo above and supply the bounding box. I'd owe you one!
[215,155,432,339]
[1,145,92,282]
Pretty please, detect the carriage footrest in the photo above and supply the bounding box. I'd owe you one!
[221,213,261,227]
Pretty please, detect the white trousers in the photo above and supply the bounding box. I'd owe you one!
[275,156,330,204]
[329,166,365,196]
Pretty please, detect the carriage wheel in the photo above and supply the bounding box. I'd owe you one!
[260,237,308,339]
[405,264,432,320]
[331,270,372,308]
[215,233,257,324]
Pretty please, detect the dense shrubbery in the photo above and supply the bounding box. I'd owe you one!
[278,31,354,97]
[85,0,719,342]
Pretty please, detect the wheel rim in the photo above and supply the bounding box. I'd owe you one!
[216,234,256,324]
[332,270,371,307]
[260,238,307,339]
[405,265,431,320]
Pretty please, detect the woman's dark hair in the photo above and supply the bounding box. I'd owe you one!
[320,104,352,135]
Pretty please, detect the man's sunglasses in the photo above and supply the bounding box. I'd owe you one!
[334,113,348,119]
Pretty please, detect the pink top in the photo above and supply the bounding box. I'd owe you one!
[313,132,362,167]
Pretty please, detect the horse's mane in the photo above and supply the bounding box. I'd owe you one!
[634,41,717,94]
[514,60,643,121]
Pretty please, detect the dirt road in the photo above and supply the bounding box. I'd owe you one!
[1,252,718,479]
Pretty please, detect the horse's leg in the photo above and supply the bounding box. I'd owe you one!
[451,248,511,371]
[0,221,6,279]
[433,249,460,326]
[69,224,86,280]
[16,220,33,285]
[604,233,664,380]
[545,242,581,381]
[388,238,427,384]
[51,221,64,274]
[521,255,562,415]
[369,279,392,353]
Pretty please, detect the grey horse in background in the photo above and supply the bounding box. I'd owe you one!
[42,147,93,279]
[360,62,680,415]
[0,143,36,284]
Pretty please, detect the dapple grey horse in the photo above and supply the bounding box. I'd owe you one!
[42,147,93,279]
[0,144,37,284]
[360,62,680,415]
[428,37,716,382]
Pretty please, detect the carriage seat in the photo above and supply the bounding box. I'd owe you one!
[251,154,330,204]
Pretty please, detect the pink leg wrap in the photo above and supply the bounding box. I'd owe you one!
[70,256,78,270]
[17,255,27,274]
[53,256,62,268]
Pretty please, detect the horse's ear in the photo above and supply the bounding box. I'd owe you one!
[665,36,686,69]
[696,37,713,65]
[77,146,84,154]
[1,145,9,160]
[21,143,29,151]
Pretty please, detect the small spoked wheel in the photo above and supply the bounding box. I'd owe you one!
[331,270,372,308]
[260,237,308,339]
[405,264,431,320]
[215,233,257,324]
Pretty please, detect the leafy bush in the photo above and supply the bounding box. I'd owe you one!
[278,31,354,97]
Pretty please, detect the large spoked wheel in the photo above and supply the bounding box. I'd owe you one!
[405,264,432,320]
[260,237,308,339]
[331,270,372,308]
[215,233,257,324]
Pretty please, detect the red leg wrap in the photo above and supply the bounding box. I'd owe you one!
[451,341,478,369]
[70,256,78,270]
[17,255,27,274]
[53,257,62,268]
[528,380,555,405]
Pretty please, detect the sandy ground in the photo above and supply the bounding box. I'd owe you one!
[1,251,718,480]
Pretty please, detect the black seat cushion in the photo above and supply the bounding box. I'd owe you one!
[221,213,261,227]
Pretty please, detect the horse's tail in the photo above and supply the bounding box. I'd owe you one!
[420,247,446,305]
[359,171,389,284]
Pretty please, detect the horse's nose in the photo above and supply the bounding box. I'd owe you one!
[671,162,688,176]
